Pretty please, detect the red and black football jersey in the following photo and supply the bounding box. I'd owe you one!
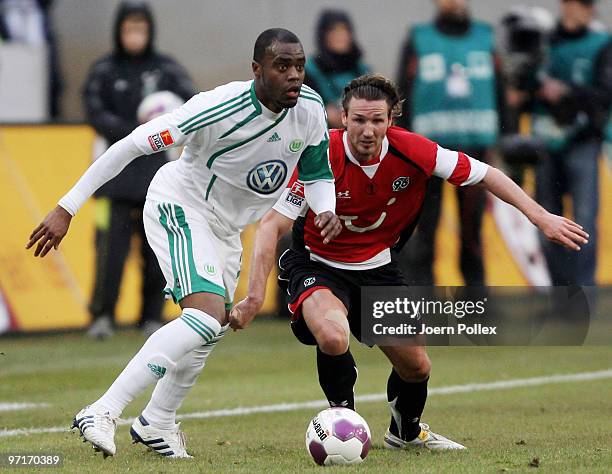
[273,126,488,269]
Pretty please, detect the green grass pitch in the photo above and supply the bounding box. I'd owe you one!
[1,319,611,473]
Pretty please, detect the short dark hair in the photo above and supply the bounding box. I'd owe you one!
[341,74,402,117]
[253,28,302,63]
[563,0,596,5]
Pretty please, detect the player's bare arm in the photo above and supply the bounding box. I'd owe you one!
[25,133,151,258]
[230,209,294,330]
[481,166,589,251]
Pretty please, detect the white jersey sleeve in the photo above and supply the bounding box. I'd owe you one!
[58,135,142,215]
[303,180,335,215]
[432,145,489,186]
[57,91,224,216]
[272,179,309,220]
[130,91,215,155]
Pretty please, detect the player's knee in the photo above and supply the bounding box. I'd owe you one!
[316,309,350,356]
[180,293,226,324]
[394,355,431,382]
[317,331,348,356]
[414,357,431,381]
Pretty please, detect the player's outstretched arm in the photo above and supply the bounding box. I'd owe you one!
[25,135,144,258]
[229,210,294,331]
[482,166,589,251]
[26,94,198,258]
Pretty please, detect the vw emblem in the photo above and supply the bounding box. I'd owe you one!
[247,160,288,195]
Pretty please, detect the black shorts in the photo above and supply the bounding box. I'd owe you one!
[278,248,406,345]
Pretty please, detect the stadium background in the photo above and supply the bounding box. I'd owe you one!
[1,3,611,472]
[53,0,612,122]
[0,0,611,332]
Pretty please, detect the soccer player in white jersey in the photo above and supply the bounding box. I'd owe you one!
[26,28,342,458]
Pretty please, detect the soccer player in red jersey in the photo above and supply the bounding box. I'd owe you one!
[229,74,588,450]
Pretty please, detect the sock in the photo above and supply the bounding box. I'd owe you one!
[316,347,358,410]
[387,369,429,442]
[141,325,228,429]
[90,308,221,417]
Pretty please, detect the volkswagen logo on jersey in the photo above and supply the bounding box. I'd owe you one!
[247,160,288,195]
[392,176,410,192]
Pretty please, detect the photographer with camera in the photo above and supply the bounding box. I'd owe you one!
[498,6,554,185]
[530,0,611,286]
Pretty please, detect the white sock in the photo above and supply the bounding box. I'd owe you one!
[90,308,221,417]
[141,325,228,429]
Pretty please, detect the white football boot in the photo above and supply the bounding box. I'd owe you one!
[130,415,192,458]
[72,406,117,457]
[384,423,466,450]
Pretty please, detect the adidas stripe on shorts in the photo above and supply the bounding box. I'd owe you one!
[143,199,242,310]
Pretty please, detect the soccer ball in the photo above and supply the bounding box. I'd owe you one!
[137,90,184,124]
[305,407,371,465]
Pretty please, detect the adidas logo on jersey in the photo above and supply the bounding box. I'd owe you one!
[267,132,281,142]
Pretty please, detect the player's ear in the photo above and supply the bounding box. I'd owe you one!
[341,109,348,129]
[252,61,262,79]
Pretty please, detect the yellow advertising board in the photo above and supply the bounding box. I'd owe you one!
[0,125,279,332]
[0,125,611,333]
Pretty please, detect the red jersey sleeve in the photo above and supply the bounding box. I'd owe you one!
[386,125,488,186]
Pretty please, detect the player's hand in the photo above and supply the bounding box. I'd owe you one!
[534,212,589,251]
[229,296,263,331]
[26,205,72,257]
[314,211,342,244]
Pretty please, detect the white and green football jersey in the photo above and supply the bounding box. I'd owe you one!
[132,80,332,231]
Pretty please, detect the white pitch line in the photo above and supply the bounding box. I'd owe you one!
[1,369,610,438]
[0,403,50,412]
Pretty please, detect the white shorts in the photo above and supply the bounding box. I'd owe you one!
[143,198,242,309]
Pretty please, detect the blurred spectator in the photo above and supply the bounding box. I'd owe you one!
[530,0,611,286]
[395,0,503,285]
[84,1,195,339]
[498,5,555,186]
[0,0,62,117]
[0,7,8,40]
[606,117,612,169]
[305,9,370,128]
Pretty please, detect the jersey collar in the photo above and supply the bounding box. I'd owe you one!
[342,131,389,168]
[250,80,286,120]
